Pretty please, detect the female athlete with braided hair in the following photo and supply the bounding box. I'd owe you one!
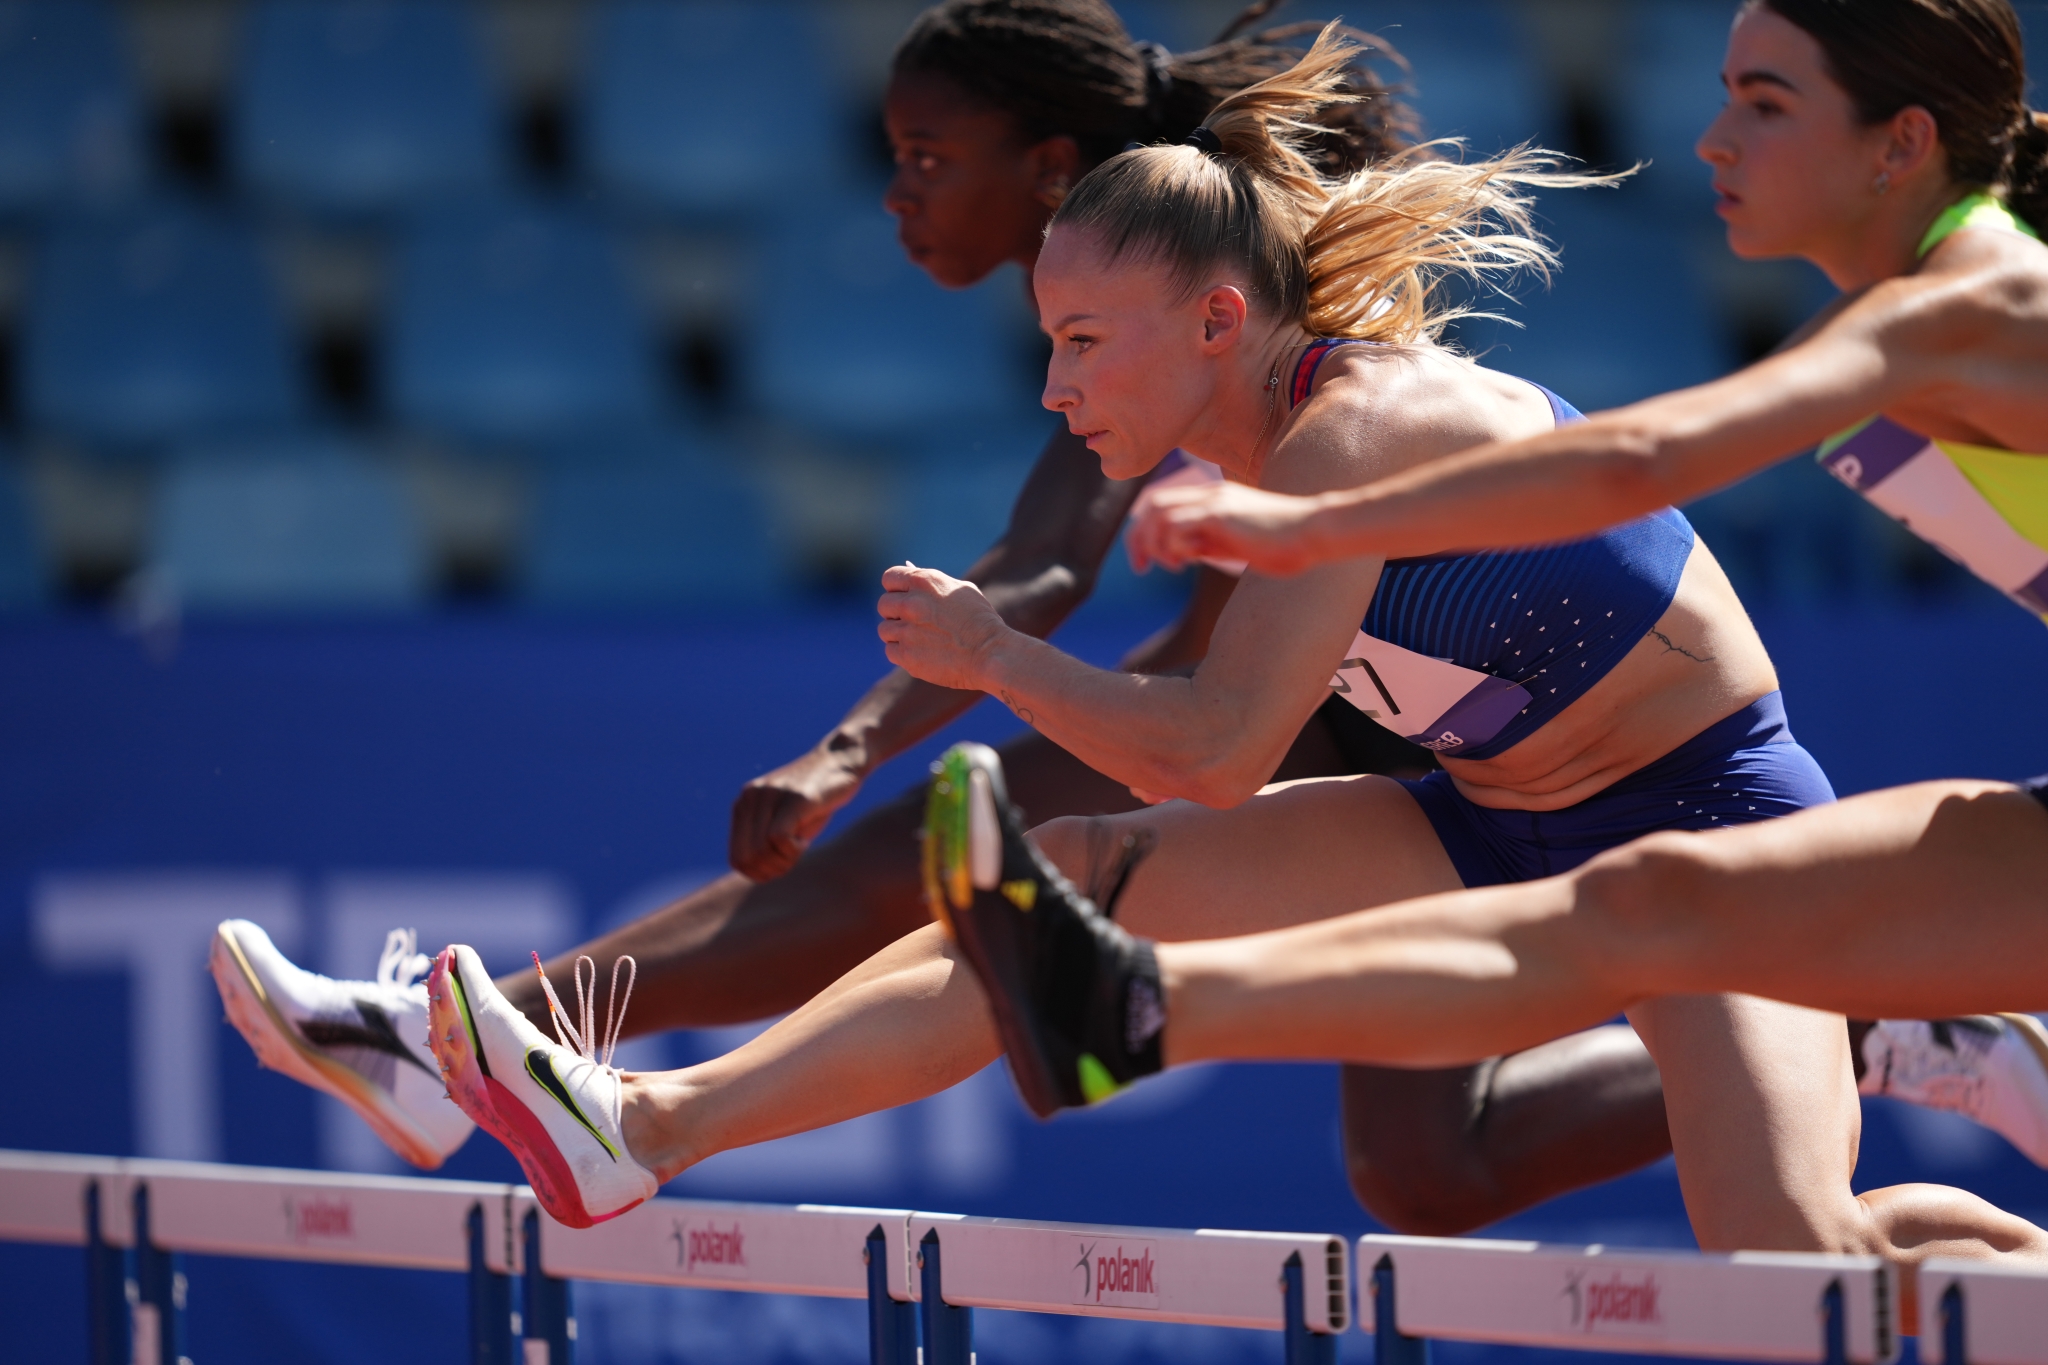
[217,1,1702,1233]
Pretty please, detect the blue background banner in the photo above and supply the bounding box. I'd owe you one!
[4,596,2047,1362]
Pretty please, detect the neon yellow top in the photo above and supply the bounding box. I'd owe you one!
[1817,194,2048,620]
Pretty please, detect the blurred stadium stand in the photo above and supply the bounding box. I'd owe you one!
[232,0,509,216]
[386,197,664,443]
[149,432,428,608]
[0,0,148,217]
[23,202,305,444]
[0,0,2033,613]
[522,428,786,606]
[580,0,850,219]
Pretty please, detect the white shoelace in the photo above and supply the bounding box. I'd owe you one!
[531,952,637,1072]
[376,928,432,993]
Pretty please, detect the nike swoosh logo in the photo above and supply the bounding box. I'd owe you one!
[302,1001,437,1077]
[525,1049,619,1162]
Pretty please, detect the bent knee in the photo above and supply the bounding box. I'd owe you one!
[1341,1068,1508,1236]
[1345,1155,1508,1237]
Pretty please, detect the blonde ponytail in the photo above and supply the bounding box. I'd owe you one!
[1050,24,1622,345]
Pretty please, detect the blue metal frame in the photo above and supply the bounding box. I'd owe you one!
[917,1227,974,1365]
[132,1182,187,1365]
[1940,1281,1967,1365]
[1370,1254,1432,1365]
[83,1178,128,1365]
[1281,1250,1338,1364]
[467,1201,514,1365]
[1820,1279,1846,1365]
[523,1208,576,1365]
[865,1224,916,1365]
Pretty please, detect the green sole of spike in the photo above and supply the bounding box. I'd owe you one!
[1078,1053,1127,1105]
[923,745,976,933]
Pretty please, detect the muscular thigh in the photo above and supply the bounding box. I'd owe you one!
[1032,774,1464,942]
[1628,993,1867,1254]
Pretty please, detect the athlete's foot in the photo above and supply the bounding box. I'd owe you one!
[212,920,475,1169]
[1861,1016,2048,1165]
[924,742,1166,1119]
[426,945,660,1228]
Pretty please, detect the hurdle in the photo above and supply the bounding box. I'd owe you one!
[0,1150,1347,1364]
[14,1150,2031,1364]
[1920,1257,2048,1365]
[1362,1232,1900,1365]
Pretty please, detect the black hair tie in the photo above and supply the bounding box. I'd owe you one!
[1184,126,1224,156]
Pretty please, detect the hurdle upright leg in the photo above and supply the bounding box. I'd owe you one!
[1281,1251,1338,1365]
[917,1227,974,1365]
[522,1208,575,1365]
[83,1178,127,1365]
[131,1182,188,1365]
[1369,1253,1430,1365]
[866,1224,915,1365]
[467,1202,515,1365]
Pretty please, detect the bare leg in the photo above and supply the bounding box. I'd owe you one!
[621,774,1466,1179]
[1633,991,2048,1332]
[503,728,1161,1034]
[1160,781,2048,1069]
[1340,1025,1670,1235]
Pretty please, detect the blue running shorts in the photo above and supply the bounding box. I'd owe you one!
[1399,691,1834,888]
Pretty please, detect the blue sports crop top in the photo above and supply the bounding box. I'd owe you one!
[1293,339,1697,761]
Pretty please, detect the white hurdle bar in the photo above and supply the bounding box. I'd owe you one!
[0,1150,1345,1365]
[1362,1233,1901,1365]
[1920,1258,2048,1365]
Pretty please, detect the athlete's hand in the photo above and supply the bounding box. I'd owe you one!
[729,746,866,881]
[877,565,1007,692]
[1127,481,1331,577]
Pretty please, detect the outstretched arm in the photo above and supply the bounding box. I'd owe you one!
[1129,262,2017,573]
[731,425,1142,879]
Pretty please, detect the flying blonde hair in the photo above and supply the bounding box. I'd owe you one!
[1050,24,1622,345]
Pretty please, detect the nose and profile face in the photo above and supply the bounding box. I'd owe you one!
[881,70,1073,290]
[1033,227,1235,482]
[1697,6,1904,266]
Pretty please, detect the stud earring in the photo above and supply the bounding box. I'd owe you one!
[1873,170,1891,195]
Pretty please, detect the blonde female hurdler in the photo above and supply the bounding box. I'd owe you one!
[936,0,2048,1327]
[416,37,2006,1316]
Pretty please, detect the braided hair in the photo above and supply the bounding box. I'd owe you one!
[891,0,1416,176]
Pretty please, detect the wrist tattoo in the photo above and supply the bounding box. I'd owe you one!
[1000,690,1035,724]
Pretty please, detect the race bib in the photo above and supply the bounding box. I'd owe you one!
[1818,419,2048,617]
[1329,629,1532,755]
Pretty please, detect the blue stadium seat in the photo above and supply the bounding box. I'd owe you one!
[1449,190,1736,413]
[0,450,46,608]
[580,0,845,219]
[23,204,306,445]
[522,432,786,606]
[150,435,428,609]
[231,0,507,216]
[385,200,663,444]
[0,0,145,217]
[1614,1,1736,207]
[890,422,1191,609]
[740,198,1030,440]
[1333,2,1563,155]
[889,424,1048,577]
